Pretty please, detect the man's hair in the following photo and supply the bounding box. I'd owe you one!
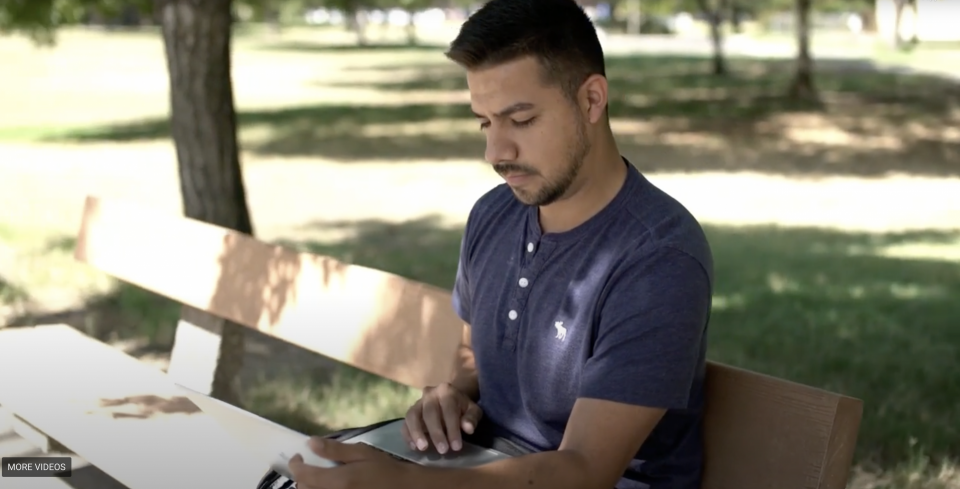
[445,0,606,102]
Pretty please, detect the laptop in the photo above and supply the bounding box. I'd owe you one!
[174,383,512,480]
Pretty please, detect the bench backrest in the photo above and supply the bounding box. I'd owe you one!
[74,195,863,489]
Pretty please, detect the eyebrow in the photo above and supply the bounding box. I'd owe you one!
[472,102,535,119]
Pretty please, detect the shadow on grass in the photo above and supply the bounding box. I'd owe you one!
[31,53,960,177]
[0,277,29,308]
[4,281,182,347]
[280,218,960,471]
[39,103,481,162]
[6,217,959,471]
[256,40,447,53]
[244,363,419,435]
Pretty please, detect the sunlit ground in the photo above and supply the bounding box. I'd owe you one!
[0,27,958,488]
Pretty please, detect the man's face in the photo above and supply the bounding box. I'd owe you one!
[467,56,591,207]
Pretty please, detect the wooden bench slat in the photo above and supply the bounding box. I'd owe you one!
[74,195,461,390]
[702,363,862,489]
[822,396,863,488]
[0,324,269,489]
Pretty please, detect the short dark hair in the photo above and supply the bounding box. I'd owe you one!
[445,0,606,102]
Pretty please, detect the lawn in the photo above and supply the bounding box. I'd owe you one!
[0,28,958,488]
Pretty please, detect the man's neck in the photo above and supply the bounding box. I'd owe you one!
[538,138,627,235]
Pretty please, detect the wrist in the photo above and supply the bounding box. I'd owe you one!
[404,464,468,489]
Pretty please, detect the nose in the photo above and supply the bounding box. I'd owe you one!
[483,126,518,165]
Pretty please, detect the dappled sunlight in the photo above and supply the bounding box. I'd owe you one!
[762,270,950,300]
[357,118,476,138]
[871,240,960,262]
[812,231,960,263]
[758,112,960,149]
[765,271,802,294]
[709,294,748,311]
[621,86,745,106]
[266,218,960,472]
[705,224,960,468]
[774,117,906,150]
[3,31,960,488]
[241,116,479,147]
[7,42,959,177]
[851,455,960,489]
[213,217,465,391]
[4,201,960,483]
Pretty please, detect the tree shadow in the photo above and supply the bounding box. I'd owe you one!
[275,215,464,290]
[276,218,960,470]
[42,53,960,176]
[0,277,29,310]
[257,40,447,53]
[1,278,353,435]
[6,212,959,469]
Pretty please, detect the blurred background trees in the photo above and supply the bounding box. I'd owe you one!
[0,0,947,405]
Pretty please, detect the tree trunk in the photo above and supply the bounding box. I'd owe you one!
[892,0,914,49]
[729,2,742,34]
[788,0,816,101]
[405,11,417,45]
[260,0,281,36]
[626,0,641,35]
[347,8,367,46]
[158,0,252,407]
[697,0,728,76]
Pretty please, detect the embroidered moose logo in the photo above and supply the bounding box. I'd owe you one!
[554,321,567,341]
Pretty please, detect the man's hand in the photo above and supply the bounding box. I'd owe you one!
[401,382,483,454]
[288,437,415,489]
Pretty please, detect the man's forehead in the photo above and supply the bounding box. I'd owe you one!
[466,57,544,93]
[466,61,551,116]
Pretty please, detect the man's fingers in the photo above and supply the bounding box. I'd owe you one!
[288,453,332,488]
[439,394,464,451]
[420,397,450,454]
[461,402,483,434]
[308,437,370,464]
[400,420,415,450]
[403,403,429,451]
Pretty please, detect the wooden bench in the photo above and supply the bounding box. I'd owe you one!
[0,195,864,489]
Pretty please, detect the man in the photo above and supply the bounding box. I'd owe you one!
[283,0,713,488]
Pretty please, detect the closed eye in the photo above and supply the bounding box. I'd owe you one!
[479,117,537,131]
[512,117,536,128]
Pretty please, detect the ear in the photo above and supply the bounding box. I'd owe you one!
[579,74,609,124]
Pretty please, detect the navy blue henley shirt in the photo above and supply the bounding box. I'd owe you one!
[452,159,714,489]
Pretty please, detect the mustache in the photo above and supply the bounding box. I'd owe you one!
[493,163,539,176]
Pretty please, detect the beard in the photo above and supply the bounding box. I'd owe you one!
[494,115,591,207]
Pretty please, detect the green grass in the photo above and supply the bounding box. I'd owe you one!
[1,53,955,177]
[59,215,956,476]
[1,33,959,487]
[245,363,420,436]
[0,278,28,305]
[287,220,960,471]
[4,217,958,485]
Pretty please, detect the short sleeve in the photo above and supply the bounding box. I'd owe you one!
[452,202,481,325]
[452,236,472,324]
[579,246,711,409]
